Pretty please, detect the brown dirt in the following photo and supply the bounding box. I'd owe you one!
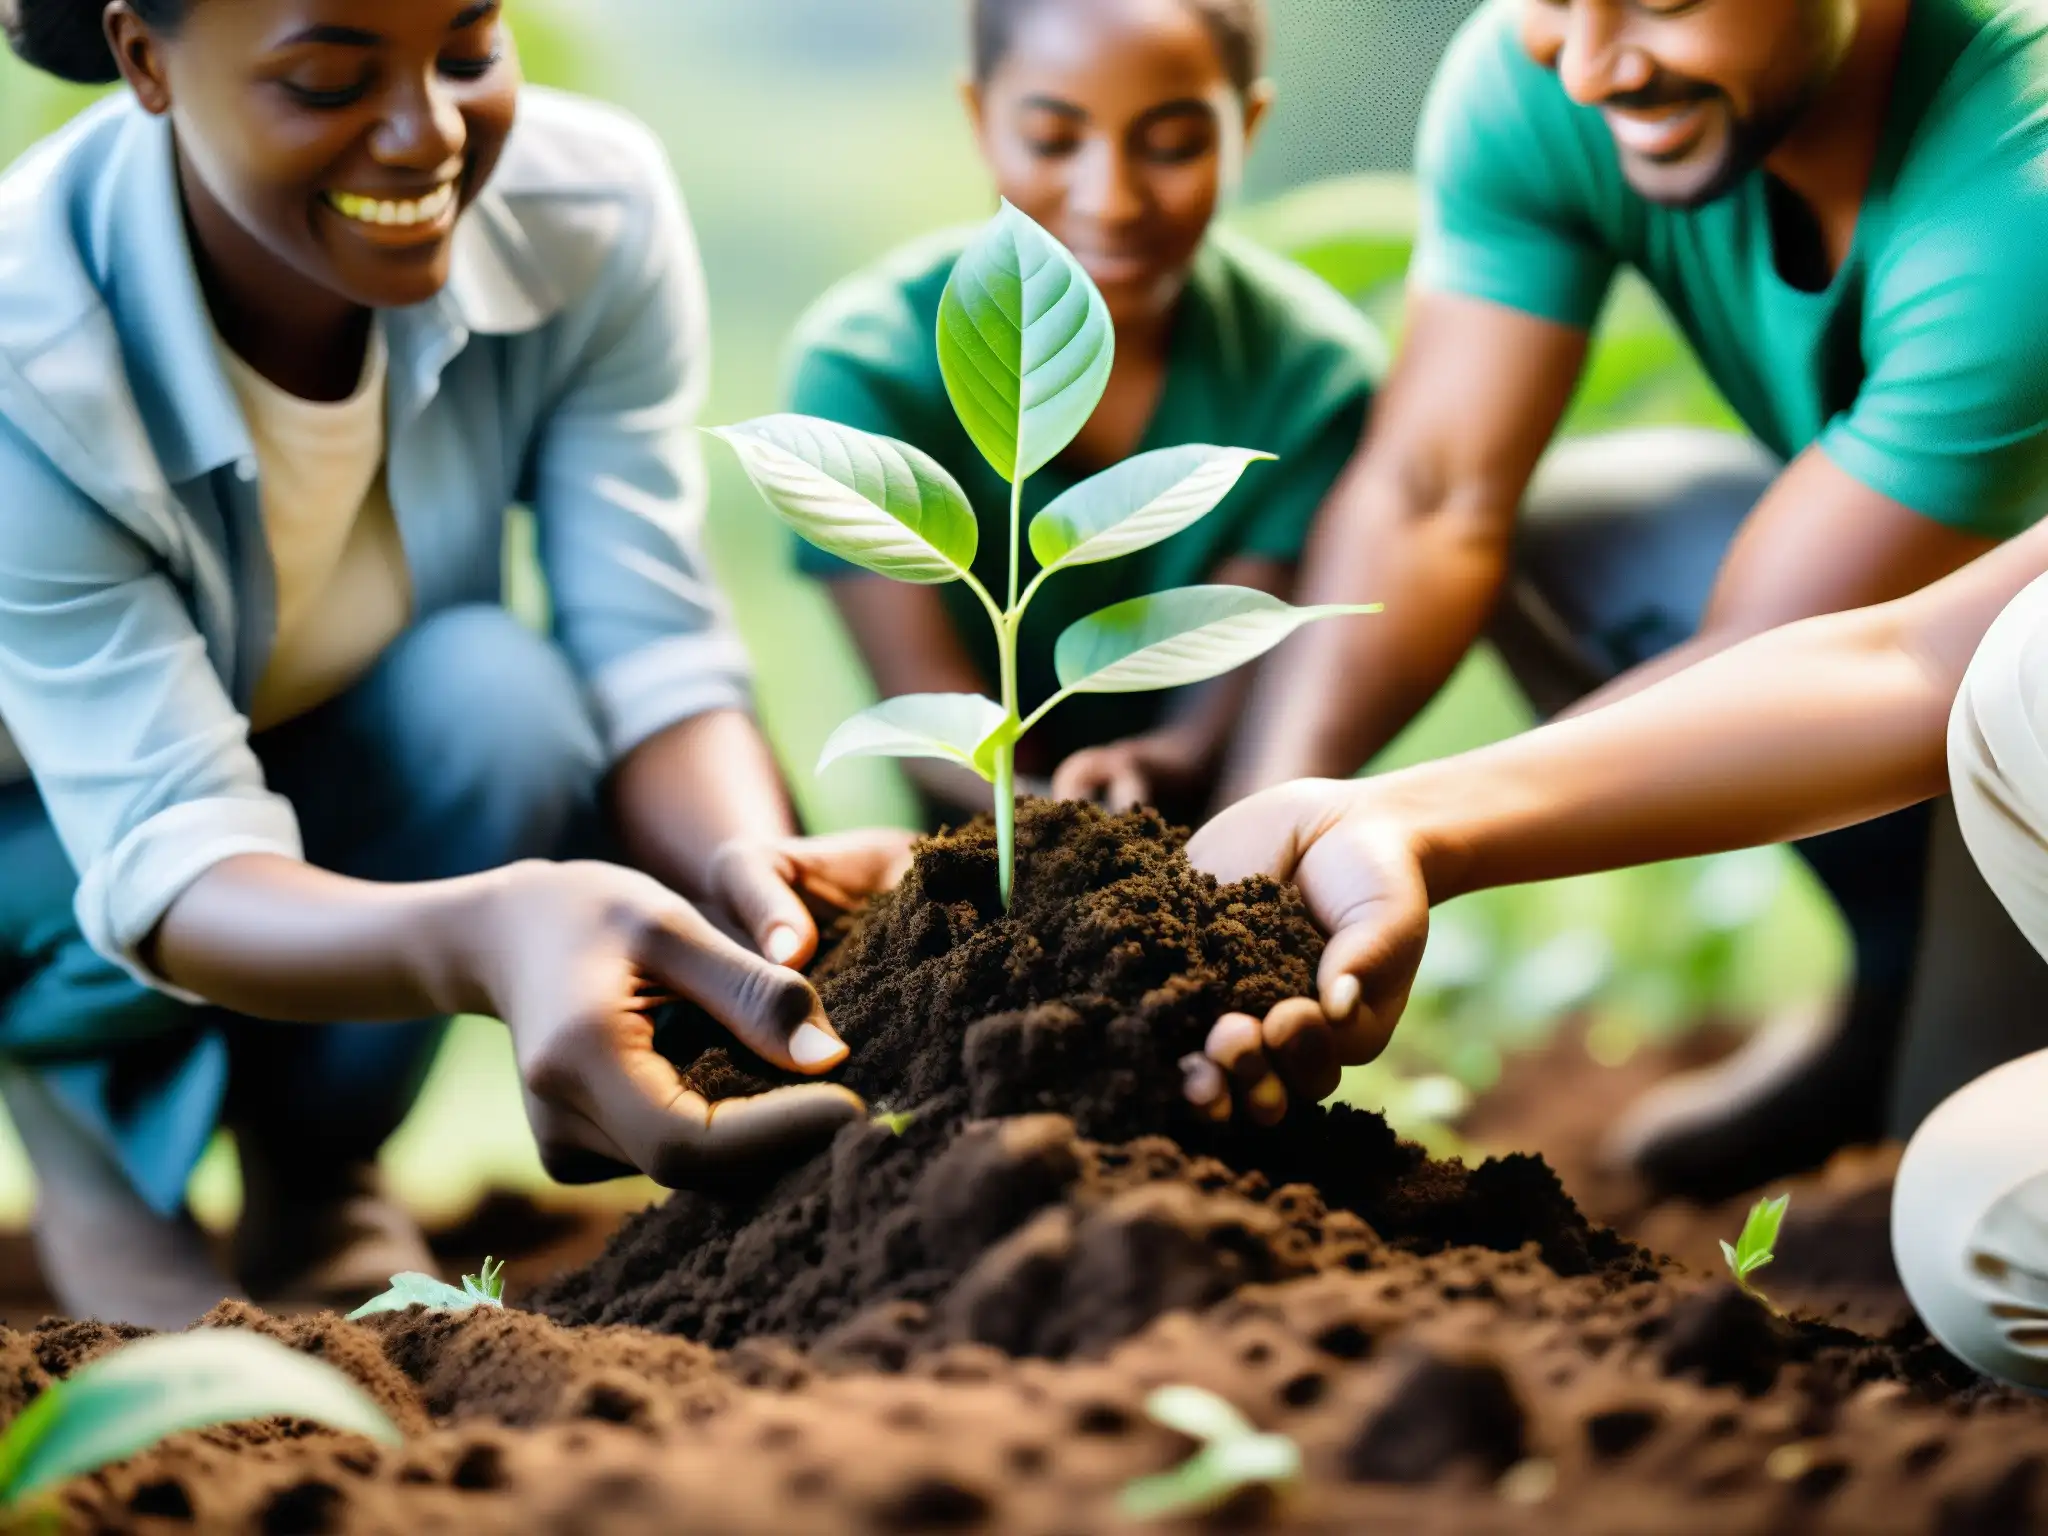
[15,803,2048,1535]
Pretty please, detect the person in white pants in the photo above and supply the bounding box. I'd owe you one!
[1174,513,2048,1389]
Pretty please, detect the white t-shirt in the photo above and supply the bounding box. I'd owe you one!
[216,325,413,732]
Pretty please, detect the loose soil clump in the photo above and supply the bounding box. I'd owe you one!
[21,804,2048,1533]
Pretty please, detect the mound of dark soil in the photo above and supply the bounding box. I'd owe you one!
[535,804,1649,1349]
[19,800,2048,1535]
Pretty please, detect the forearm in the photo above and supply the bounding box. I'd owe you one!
[612,708,799,898]
[1223,490,1511,798]
[1558,628,1742,720]
[828,577,997,815]
[148,854,495,1022]
[1382,603,1954,904]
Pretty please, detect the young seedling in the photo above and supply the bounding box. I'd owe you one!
[1721,1193,1791,1305]
[1118,1385,1301,1522]
[0,1331,400,1511]
[348,1256,506,1320]
[713,201,1380,906]
[872,1108,917,1136]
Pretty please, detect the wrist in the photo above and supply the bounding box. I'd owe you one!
[1351,773,1473,906]
[413,863,540,1019]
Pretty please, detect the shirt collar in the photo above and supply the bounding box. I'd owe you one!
[5,102,565,495]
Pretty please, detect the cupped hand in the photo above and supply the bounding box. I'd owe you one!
[1051,732,1212,816]
[468,860,871,1187]
[707,827,918,968]
[1179,780,1433,1125]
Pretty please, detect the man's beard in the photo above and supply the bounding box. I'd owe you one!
[1615,77,1825,211]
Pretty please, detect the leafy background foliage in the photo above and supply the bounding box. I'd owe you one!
[0,0,1843,1216]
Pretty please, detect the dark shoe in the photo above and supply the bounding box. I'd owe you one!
[1599,995,1892,1204]
[233,1149,437,1310]
[0,1065,242,1328]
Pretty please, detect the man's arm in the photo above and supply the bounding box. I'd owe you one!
[827,577,1001,815]
[1219,291,1588,800]
[1179,516,2048,1121]
[1564,444,1998,718]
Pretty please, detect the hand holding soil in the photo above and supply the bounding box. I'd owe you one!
[1182,779,1432,1122]
[705,827,919,967]
[1050,728,1216,823]
[458,859,866,1187]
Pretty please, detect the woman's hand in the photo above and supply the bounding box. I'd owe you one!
[463,859,870,1185]
[1051,729,1216,819]
[705,828,918,967]
[1179,780,1433,1124]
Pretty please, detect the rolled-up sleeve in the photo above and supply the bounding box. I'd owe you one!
[524,129,753,763]
[0,423,301,996]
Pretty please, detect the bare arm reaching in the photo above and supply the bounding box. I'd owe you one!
[1181,514,2048,1123]
[1219,291,1587,800]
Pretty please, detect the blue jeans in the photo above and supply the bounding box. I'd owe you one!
[0,605,605,1215]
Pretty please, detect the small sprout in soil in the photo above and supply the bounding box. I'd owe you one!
[1118,1386,1301,1522]
[712,202,1380,906]
[873,1109,917,1136]
[0,1331,401,1509]
[349,1256,507,1320]
[1720,1193,1790,1304]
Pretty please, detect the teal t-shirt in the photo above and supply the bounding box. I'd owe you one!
[785,226,1385,763]
[1416,0,2048,538]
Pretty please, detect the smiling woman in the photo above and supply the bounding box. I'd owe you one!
[0,0,918,1333]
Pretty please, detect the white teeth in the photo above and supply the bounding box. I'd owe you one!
[328,183,456,229]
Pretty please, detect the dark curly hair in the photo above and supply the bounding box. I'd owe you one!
[971,0,1267,100]
[3,0,186,86]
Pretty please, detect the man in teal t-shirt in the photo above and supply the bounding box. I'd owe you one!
[1225,0,2048,1199]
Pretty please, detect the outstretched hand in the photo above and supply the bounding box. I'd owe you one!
[470,860,873,1188]
[1180,780,1433,1124]
[706,827,918,967]
[1051,731,1212,819]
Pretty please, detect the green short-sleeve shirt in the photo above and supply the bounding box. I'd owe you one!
[1416,0,2048,539]
[784,227,1385,762]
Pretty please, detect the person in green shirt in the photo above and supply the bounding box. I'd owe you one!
[785,0,1384,828]
[1220,0,2048,1201]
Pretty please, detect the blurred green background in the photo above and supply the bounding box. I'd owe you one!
[0,0,1844,1223]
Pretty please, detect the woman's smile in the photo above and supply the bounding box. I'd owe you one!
[323,180,461,244]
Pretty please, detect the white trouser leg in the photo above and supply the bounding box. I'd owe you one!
[1898,571,2048,1390]
[1894,1050,2048,1391]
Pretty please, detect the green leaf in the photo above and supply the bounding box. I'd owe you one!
[1722,1194,1790,1295]
[1028,446,1276,574]
[348,1267,502,1320]
[462,1257,507,1306]
[1737,1194,1790,1270]
[709,416,977,584]
[817,694,1009,778]
[1120,1389,1301,1521]
[0,1331,401,1504]
[1144,1386,1256,1444]
[938,200,1114,484]
[1055,587,1382,695]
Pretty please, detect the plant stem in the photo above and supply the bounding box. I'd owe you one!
[994,736,1016,908]
[994,475,1026,907]
[1006,475,1023,611]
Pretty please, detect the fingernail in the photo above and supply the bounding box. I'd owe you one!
[1326,974,1361,1020]
[790,1021,847,1069]
[1249,1076,1287,1116]
[766,925,803,966]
